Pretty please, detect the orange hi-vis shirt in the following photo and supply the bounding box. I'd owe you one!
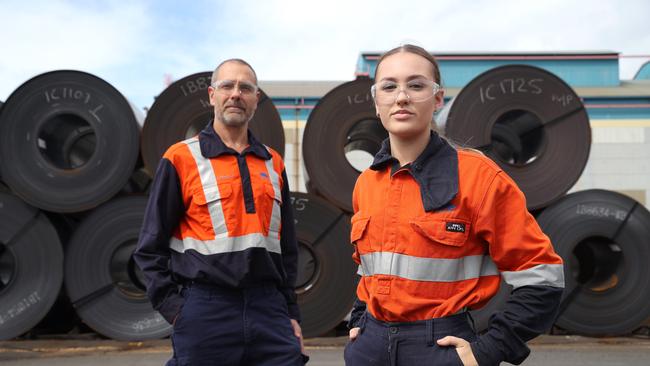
[350,133,564,324]
[167,135,284,251]
[135,125,299,324]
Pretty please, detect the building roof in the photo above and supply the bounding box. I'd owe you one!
[258,80,343,98]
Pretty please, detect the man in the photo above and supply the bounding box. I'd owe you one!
[134,59,305,365]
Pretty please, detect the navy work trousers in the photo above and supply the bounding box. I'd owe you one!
[344,312,477,366]
[166,283,303,366]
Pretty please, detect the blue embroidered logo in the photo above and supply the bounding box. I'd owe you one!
[260,172,269,179]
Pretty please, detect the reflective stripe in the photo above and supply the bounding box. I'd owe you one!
[356,265,364,276]
[501,263,565,289]
[264,148,282,234]
[170,234,281,255]
[184,137,228,237]
[359,252,498,282]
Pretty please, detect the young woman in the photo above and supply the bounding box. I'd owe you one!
[345,44,564,366]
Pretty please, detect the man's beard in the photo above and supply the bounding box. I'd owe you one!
[216,109,252,127]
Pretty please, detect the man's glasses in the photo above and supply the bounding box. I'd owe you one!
[371,79,441,106]
[211,80,258,96]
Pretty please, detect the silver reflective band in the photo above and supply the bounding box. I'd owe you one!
[501,263,565,289]
[359,252,499,282]
[170,234,281,255]
[264,147,282,234]
[185,137,229,237]
[357,265,364,276]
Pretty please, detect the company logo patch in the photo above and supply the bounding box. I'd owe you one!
[446,222,466,233]
[260,172,269,179]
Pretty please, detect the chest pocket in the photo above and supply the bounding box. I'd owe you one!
[409,216,470,248]
[350,214,371,251]
[193,183,233,237]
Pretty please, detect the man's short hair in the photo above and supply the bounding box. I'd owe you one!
[212,59,258,84]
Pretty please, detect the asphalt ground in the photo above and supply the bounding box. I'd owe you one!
[1,335,650,365]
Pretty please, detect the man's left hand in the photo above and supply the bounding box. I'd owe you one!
[290,319,305,355]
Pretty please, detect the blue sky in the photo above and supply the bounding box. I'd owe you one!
[1,0,649,110]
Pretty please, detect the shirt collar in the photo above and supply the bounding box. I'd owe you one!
[370,130,459,212]
[198,120,272,160]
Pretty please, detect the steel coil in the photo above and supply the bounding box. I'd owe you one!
[291,192,357,337]
[0,71,142,213]
[302,78,386,212]
[439,65,591,210]
[64,196,171,340]
[536,189,650,335]
[141,72,285,175]
[0,192,63,340]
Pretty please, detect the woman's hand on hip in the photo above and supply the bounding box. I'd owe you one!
[437,336,478,366]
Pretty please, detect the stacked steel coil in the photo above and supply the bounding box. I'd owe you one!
[438,65,591,210]
[290,192,357,337]
[537,190,650,335]
[0,71,161,341]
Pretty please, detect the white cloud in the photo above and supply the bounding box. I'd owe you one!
[0,0,152,103]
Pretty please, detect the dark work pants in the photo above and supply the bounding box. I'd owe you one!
[166,283,303,366]
[344,312,477,366]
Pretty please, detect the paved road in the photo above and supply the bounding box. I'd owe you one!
[1,336,649,365]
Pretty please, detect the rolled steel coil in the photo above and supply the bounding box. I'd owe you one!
[0,71,142,213]
[438,65,590,210]
[302,78,386,212]
[64,196,171,340]
[536,189,650,335]
[141,72,285,175]
[0,192,63,340]
[291,192,357,337]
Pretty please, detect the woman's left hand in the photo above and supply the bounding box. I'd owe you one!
[437,336,478,366]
